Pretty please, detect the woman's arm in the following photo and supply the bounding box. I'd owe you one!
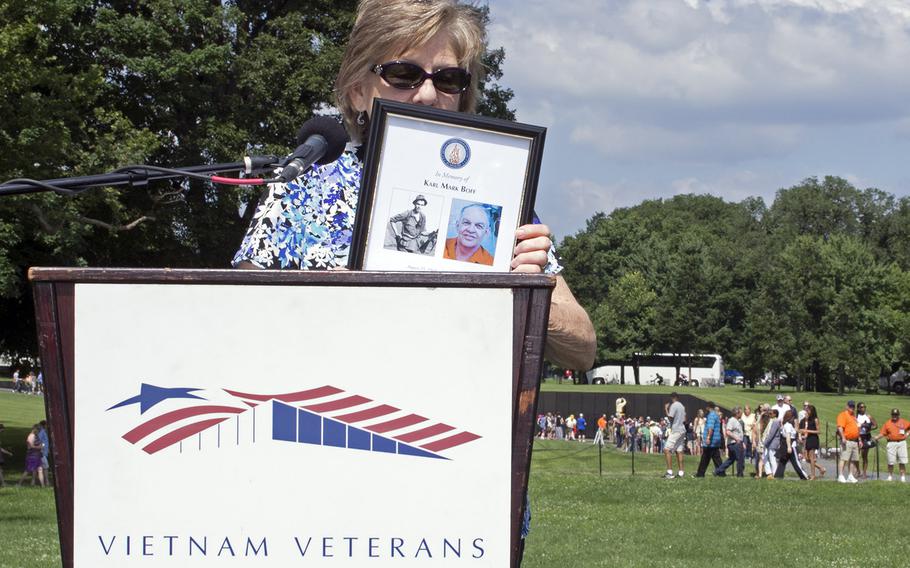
[543,275,596,370]
[512,224,596,371]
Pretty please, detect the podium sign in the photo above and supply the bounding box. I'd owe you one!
[31,269,552,568]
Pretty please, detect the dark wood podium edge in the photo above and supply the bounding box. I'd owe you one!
[32,281,75,567]
[510,287,551,568]
[29,267,554,289]
[29,268,554,568]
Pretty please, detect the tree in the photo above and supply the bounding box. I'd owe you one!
[559,179,908,388]
[591,271,656,384]
[0,0,516,360]
[742,235,902,392]
[561,194,765,370]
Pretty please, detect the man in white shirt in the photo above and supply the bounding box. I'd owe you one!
[663,392,687,479]
[772,395,788,422]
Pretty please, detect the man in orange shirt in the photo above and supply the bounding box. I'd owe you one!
[594,414,607,446]
[836,400,860,483]
[443,204,495,265]
[874,408,909,482]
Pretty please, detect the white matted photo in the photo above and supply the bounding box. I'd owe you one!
[351,100,545,272]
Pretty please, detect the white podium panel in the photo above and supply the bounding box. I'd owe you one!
[73,284,513,566]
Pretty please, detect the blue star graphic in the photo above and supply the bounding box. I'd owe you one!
[108,383,206,414]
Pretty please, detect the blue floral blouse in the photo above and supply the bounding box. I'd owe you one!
[233,146,562,274]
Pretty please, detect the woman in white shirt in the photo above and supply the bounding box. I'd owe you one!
[773,410,808,480]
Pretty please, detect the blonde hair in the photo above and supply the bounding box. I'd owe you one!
[335,0,486,144]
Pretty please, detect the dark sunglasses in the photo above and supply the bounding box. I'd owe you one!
[371,61,471,95]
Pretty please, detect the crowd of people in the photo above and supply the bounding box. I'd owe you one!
[536,392,910,483]
[10,368,43,395]
[0,420,51,488]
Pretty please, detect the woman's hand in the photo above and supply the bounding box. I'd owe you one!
[511,224,551,273]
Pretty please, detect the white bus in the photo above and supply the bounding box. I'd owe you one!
[585,353,725,387]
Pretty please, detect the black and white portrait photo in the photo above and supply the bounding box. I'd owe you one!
[383,189,442,255]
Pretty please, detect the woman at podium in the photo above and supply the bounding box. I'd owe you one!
[232,0,595,371]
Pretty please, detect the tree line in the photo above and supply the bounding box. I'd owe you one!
[558,176,910,392]
[0,1,514,360]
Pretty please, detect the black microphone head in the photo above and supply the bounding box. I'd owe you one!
[295,116,349,165]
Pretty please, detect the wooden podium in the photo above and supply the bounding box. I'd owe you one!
[31,268,553,568]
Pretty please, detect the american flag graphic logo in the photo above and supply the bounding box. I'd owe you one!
[107,383,482,460]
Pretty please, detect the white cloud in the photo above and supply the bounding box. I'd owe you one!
[486,0,910,234]
[535,177,638,238]
[490,0,910,151]
[670,170,765,201]
[561,178,625,214]
[894,116,910,139]
[569,114,804,162]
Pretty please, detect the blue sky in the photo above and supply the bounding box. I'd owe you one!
[486,0,910,238]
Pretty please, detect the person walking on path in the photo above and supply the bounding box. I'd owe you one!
[754,406,769,477]
[37,420,51,484]
[715,406,746,477]
[642,419,652,453]
[762,408,782,478]
[837,400,861,483]
[799,404,826,480]
[692,409,706,456]
[874,408,909,482]
[663,392,687,479]
[772,395,788,423]
[593,414,607,446]
[741,405,756,460]
[17,424,46,487]
[774,409,808,480]
[576,413,587,442]
[855,402,877,480]
[695,402,723,477]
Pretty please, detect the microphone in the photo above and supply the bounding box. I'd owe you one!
[276,116,349,183]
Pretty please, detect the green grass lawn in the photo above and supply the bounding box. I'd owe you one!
[524,439,909,568]
[2,389,908,568]
[0,390,58,568]
[0,391,48,474]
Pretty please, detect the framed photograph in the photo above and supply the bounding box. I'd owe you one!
[349,100,546,272]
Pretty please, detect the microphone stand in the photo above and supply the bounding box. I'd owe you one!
[0,157,280,197]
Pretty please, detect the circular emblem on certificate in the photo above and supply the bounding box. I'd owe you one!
[440,138,471,169]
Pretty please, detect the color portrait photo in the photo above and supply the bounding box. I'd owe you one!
[383,189,442,256]
[443,199,502,266]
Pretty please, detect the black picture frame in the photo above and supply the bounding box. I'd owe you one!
[349,99,546,271]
